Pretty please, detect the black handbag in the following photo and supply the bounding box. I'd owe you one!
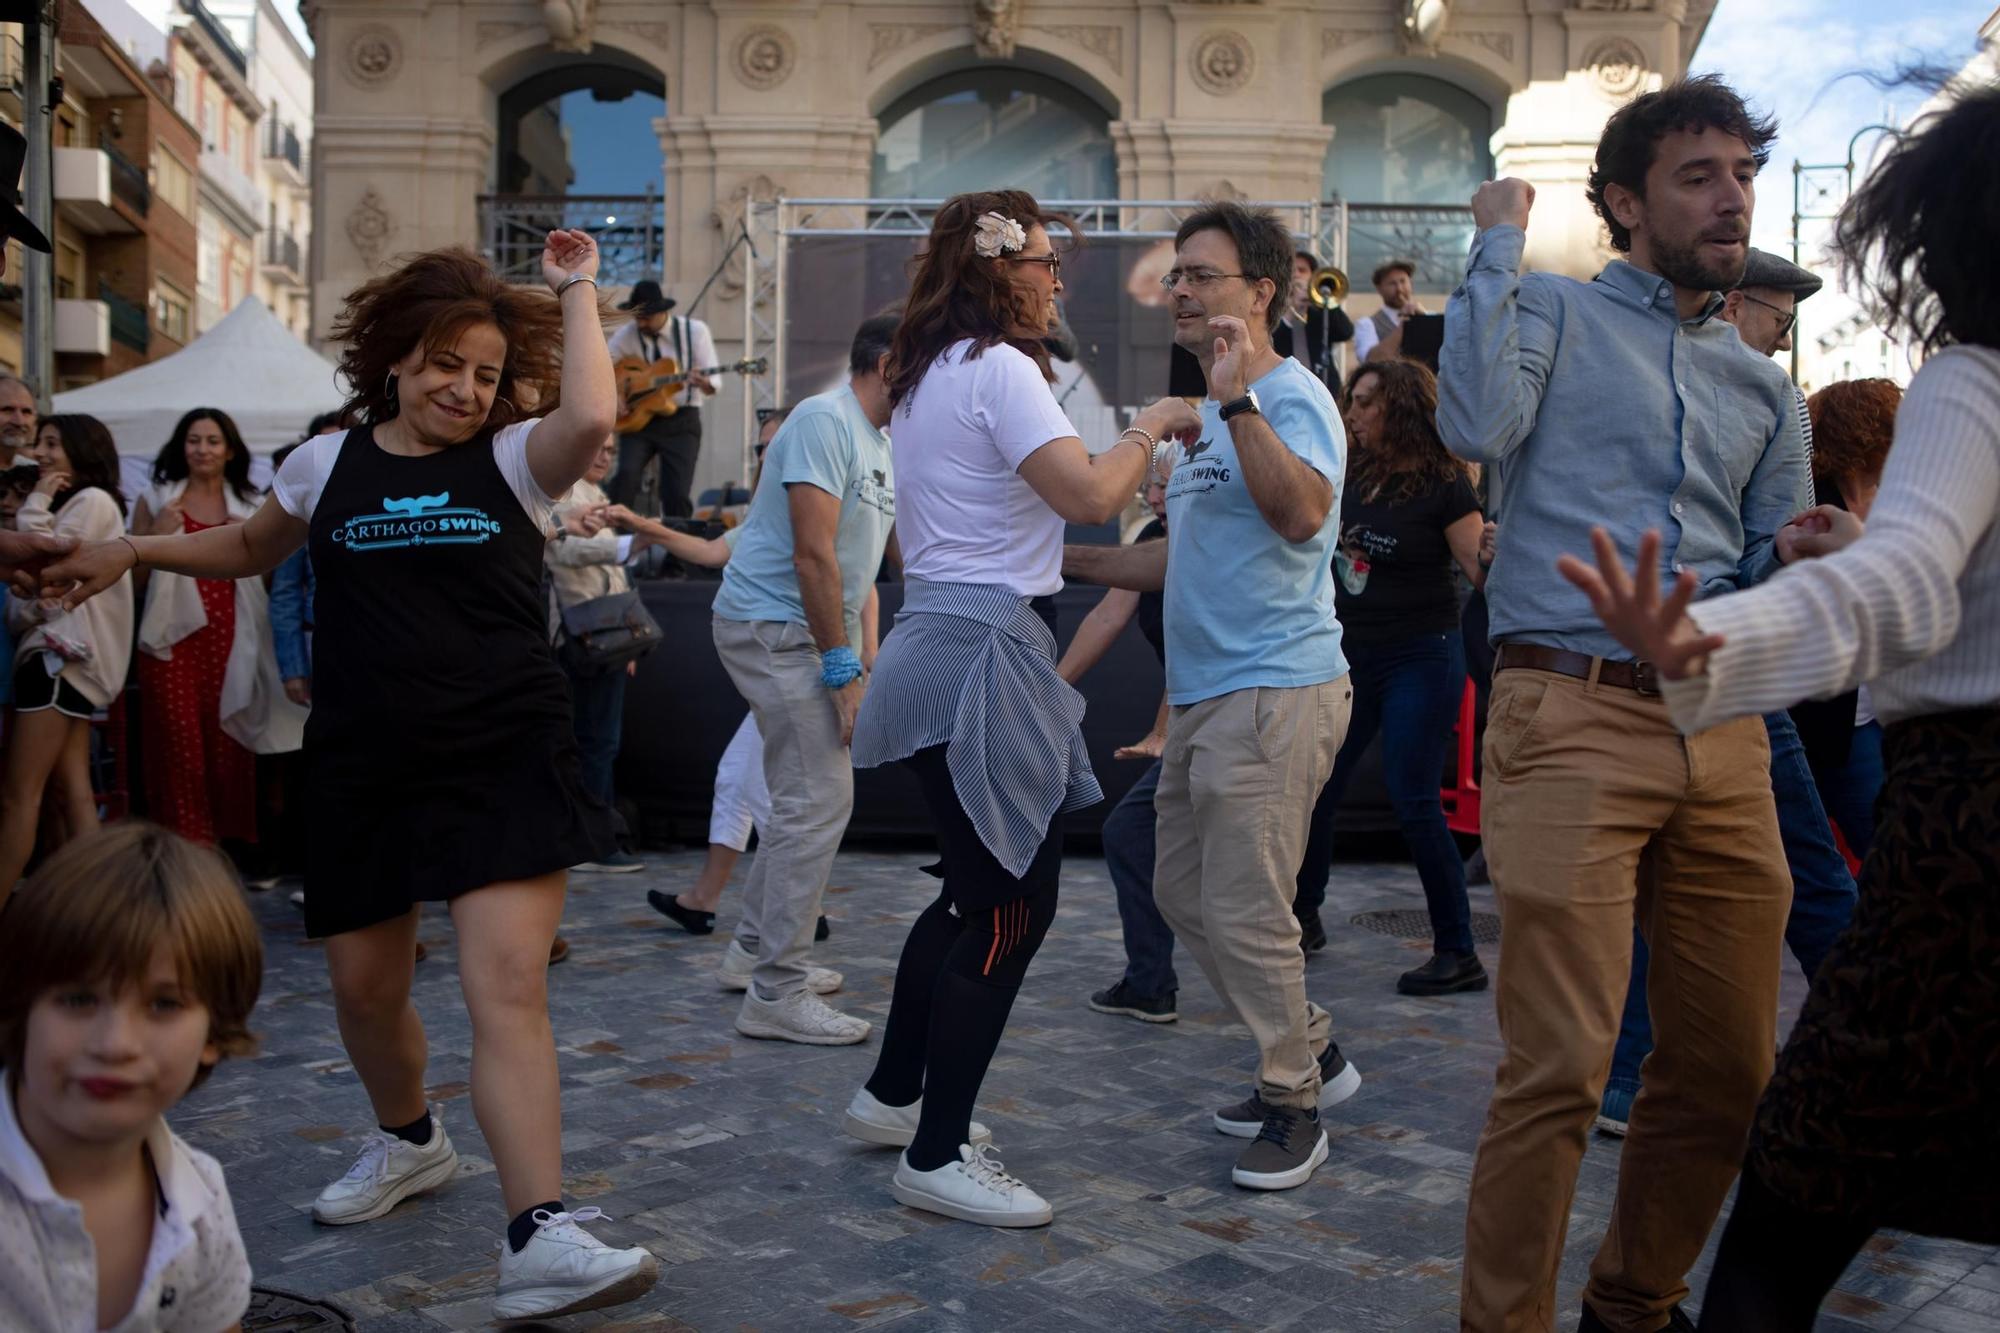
[558,589,663,674]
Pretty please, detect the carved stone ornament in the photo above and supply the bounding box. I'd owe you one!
[973,0,1020,60]
[711,175,785,297]
[345,26,401,85]
[346,188,392,264]
[1324,27,1385,54]
[868,22,960,70]
[1584,37,1648,97]
[1030,24,1122,74]
[476,19,541,47]
[1400,0,1450,56]
[1454,29,1514,61]
[604,20,672,51]
[734,26,796,90]
[1190,30,1255,96]
[541,0,597,53]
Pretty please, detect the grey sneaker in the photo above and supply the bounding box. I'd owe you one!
[311,1112,459,1225]
[1231,1104,1328,1191]
[1214,1040,1361,1137]
[714,939,841,995]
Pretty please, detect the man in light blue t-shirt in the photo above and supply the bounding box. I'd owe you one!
[710,314,899,1046]
[1065,202,1355,1196]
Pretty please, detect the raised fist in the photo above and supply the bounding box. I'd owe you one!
[1471,178,1535,233]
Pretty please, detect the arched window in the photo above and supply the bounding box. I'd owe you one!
[1322,73,1493,205]
[873,70,1116,200]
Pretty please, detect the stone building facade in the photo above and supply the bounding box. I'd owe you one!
[305,0,1718,491]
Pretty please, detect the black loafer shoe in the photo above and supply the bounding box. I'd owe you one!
[1396,950,1489,996]
[648,889,716,936]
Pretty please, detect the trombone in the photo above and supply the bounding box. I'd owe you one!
[1307,266,1349,308]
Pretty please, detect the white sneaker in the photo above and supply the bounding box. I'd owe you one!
[735,987,871,1045]
[493,1206,660,1319]
[842,1086,992,1149]
[891,1143,1053,1228]
[714,938,841,995]
[311,1112,459,1225]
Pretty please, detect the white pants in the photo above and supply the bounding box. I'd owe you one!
[709,712,771,851]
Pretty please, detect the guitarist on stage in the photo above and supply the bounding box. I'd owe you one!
[608,279,721,517]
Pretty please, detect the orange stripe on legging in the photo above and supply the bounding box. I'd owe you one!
[985,907,1003,975]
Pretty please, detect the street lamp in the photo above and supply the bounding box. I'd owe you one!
[1789,122,1897,384]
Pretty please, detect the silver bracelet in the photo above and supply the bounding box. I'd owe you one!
[1117,424,1157,452]
[556,273,599,298]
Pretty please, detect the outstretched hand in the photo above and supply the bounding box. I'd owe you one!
[1554,528,1723,682]
[1207,315,1255,404]
[36,538,136,612]
[0,530,75,597]
[542,228,600,294]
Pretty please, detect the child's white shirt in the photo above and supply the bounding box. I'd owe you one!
[0,1084,251,1332]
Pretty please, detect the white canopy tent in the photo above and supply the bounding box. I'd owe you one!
[52,297,346,498]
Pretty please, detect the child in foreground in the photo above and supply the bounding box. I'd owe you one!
[0,822,263,1332]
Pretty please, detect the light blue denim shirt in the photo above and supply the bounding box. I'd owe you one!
[1437,225,1809,660]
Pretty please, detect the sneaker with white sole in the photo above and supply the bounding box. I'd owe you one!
[842,1087,991,1149]
[1231,1105,1328,1191]
[891,1143,1053,1228]
[311,1112,459,1225]
[735,987,871,1045]
[1214,1040,1362,1138]
[493,1206,660,1320]
[714,938,841,995]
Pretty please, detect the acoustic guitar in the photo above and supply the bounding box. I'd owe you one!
[614,355,769,434]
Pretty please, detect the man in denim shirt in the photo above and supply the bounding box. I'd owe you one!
[1438,78,1803,1332]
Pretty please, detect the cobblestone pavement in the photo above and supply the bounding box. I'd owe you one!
[181,851,1999,1331]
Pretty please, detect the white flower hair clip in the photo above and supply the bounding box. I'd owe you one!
[972,211,1028,259]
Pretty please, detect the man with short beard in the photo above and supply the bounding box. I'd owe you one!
[0,376,37,469]
[1438,77,1806,1331]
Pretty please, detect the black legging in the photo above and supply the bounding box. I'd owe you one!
[1697,1165,1874,1331]
[863,743,1062,1172]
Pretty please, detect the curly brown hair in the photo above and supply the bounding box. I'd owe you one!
[1807,377,1901,487]
[1342,360,1475,506]
[330,246,572,433]
[884,191,1078,408]
[0,823,262,1092]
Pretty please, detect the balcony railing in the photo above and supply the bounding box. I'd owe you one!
[100,135,151,217]
[102,284,151,352]
[263,229,302,277]
[477,194,664,286]
[264,120,302,173]
[1341,204,1477,292]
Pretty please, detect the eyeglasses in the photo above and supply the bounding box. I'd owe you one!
[1011,254,1062,281]
[1738,292,1797,338]
[1161,268,1252,294]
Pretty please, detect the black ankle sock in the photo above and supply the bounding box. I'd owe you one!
[508,1200,564,1253]
[380,1111,432,1147]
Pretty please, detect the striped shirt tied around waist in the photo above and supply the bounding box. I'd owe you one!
[852,579,1102,877]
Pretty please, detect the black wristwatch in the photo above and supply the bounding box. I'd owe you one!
[1219,390,1262,422]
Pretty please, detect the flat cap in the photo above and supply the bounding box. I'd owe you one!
[1733,248,1823,302]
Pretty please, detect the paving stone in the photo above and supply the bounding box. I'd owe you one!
[178,850,1993,1330]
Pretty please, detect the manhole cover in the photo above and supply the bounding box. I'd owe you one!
[1351,909,1502,945]
[245,1289,354,1331]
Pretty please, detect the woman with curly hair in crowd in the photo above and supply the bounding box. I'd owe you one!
[40,234,658,1320]
[1290,358,1489,995]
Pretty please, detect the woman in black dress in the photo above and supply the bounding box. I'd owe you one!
[44,233,659,1322]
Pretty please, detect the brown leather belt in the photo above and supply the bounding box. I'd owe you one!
[1494,643,1662,697]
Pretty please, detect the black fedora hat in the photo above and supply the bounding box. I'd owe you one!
[616,279,675,315]
[0,123,51,255]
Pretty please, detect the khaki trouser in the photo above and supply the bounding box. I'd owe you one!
[712,617,854,999]
[1460,668,1791,1332]
[1153,677,1352,1109]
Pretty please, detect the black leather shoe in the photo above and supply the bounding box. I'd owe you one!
[647,889,716,936]
[1577,1302,1694,1332]
[1297,909,1328,954]
[1396,950,1489,996]
[1088,980,1178,1024]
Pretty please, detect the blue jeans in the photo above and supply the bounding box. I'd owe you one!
[1607,710,1858,1093]
[1101,757,1178,997]
[563,661,628,808]
[1294,632,1475,956]
[1810,718,1884,864]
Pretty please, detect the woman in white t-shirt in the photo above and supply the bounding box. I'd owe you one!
[846,190,1199,1228]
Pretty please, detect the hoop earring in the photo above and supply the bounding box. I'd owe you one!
[383,369,398,397]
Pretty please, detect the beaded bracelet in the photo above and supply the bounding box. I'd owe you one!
[820,645,864,689]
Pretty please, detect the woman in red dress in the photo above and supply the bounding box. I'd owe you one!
[130,408,262,844]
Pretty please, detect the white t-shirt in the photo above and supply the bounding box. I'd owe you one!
[271,421,555,530]
[891,339,1077,597]
[0,1090,251,1333]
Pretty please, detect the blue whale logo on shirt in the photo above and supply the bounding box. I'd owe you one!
[382,492,450,516]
